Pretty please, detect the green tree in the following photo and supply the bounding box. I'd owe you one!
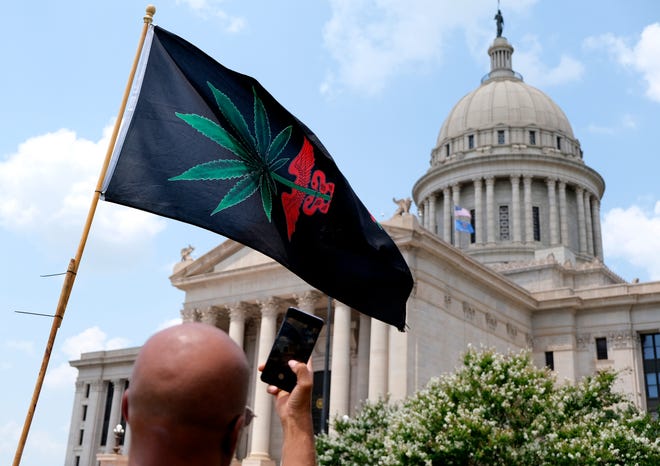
[317,348,660,465]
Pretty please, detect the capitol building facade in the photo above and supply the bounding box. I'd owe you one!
[65,26,660,466]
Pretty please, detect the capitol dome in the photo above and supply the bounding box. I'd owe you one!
[413,29,605,266]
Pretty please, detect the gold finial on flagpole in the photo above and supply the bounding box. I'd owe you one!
[145,5,156,23]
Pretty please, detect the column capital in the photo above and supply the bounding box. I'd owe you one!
[558,180,566,190]
[509,174,521,182]
[294,290,322,312]
[257,296,285,318]
[199,306,222,326]
[180,307,199,322]
[545,177,557,186]
[227,302,249,322]
[472,177,483,185]
[575,185,585,195]
[485,175,495,184]
[522,174,533,183]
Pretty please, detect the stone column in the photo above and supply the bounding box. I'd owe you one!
[228,303,247,349]
[451,184,461,246]
[64,381,87,466]
[423,197,430,229]
[329,301,352,421]
[485,176,495,243]
[388,326,408,401]
[592,197,604,260]
[558,181,568,246]
[428,193,437,234]
[546,178,559,246]
[368,318,389,401]
[443,187,451,242]
[244,298,281,466]
[355,314,371,404]
[584,191,594,255]
[104,379,125,452]
[576,186,587,253]
[473,178,483,245]
[418,202,424,228]
[81,381,104,466]
[510,175,521,243]
[523,176,533,243]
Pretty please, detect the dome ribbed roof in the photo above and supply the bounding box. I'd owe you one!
[436,36,574,147]
[436,79,575,145]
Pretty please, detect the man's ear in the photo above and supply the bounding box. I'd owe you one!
[225,414,245,457]
[121,389,130,423]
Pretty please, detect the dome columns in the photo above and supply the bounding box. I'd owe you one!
[416,175,603,263]
[546,178,560,246]
[510,175,522,243]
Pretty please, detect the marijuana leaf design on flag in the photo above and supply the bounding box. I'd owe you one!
[169,82,333,234]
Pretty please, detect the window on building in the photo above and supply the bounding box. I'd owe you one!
[445,143,450,157]
[75,456,80,466]
[85,383,90,398]
[78,429,84,446]
[556,136,562,150]
[82,404,87,421]
[529,130,536,145]
[470,209,476,244]
[497,130,505,144]
[499,205,510,240]
[468,134,475,149]
[642,333,660,414]
[532,206,541,241]
[545,351,554,370]
[596,337,608,360]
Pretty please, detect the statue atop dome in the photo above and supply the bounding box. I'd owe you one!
[494,9,504,37]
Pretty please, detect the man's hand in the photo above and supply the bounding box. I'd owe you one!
[259,360,317,466]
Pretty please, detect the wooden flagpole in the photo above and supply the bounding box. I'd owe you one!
[12,6,156,465]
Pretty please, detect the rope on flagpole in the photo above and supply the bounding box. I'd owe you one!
[12,6,156,465]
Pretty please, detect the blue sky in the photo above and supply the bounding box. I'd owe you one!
[2,1,660,464]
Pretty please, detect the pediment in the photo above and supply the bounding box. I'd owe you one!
[170,239,278,280]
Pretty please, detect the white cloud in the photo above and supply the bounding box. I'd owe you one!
[45,327,130,390]
[176,0,246,33]
[4,339,34,355]
[515,35,585,87]
[587,113,637,134]
[0,421,65,465]
[0,421,19,457]
[0,126,166,258]
[584,23,660,103]
[321,0,538,96]
[602,202,660,281]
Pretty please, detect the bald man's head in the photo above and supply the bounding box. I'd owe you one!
[123,323,250,465]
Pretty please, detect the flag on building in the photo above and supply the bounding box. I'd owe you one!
[102,25,413,330]
[454,205,474,233]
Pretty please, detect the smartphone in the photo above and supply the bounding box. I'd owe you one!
[260,307,324,392]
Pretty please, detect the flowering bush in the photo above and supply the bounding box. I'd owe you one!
[316,348,660,465]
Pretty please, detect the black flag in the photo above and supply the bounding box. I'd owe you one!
[103,26,413,330]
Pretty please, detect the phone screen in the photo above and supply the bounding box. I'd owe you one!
[260,307,324,392]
